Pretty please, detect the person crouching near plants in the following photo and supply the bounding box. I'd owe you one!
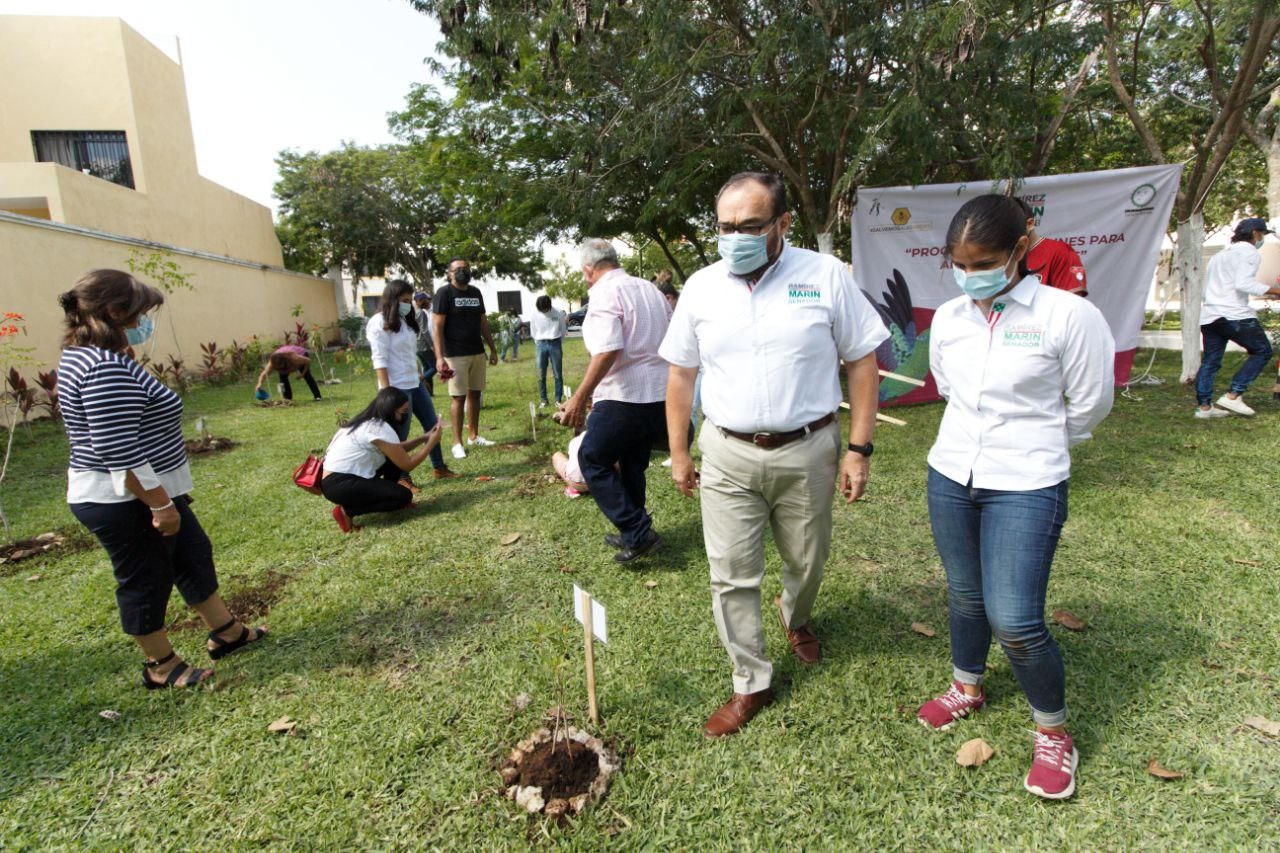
[320,388,442,533]
[915,195,1114,799]
[57,269,267,690]
[255,344,322,402]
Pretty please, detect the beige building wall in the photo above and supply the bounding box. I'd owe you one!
[0,214,337,374]
[0,16,282,266]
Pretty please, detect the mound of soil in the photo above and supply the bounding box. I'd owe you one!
[518,739,599,800]
[169,569,291,631]
[0,532,67,565]
[500,726,618,819]
[185,436,236,454]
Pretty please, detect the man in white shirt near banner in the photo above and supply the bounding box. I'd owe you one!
[661,172,888,738]
[1194,217,1280,418]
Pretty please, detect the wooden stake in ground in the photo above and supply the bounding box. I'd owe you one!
[573,585,608,727]
[529,401,537,441]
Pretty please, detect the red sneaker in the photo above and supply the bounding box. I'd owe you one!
[1024,729,1079,800]
[332,505,355,534]
[917,681,985,730]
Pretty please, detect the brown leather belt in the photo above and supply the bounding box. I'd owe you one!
[717,413,836,450]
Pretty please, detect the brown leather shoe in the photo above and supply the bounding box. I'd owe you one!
[432,466,459,480]
[776,595,821,664]
[703,689,774,737]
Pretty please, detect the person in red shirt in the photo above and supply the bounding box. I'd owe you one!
[1016,198,1087,296]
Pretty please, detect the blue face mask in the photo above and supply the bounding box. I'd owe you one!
[1256,237,1266,249]
[718,232,770,276]
[397,302,413,317]
[125,315,154,346]
[952,253,1015,300]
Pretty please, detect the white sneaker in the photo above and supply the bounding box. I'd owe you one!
[1194,407,1230,419]
[1216,394,1255,416]
[467,435,494,447]
[451,443,466,459]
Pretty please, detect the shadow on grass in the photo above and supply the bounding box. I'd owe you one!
[0,579,501,804]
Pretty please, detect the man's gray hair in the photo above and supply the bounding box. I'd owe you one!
[578,238,619,270]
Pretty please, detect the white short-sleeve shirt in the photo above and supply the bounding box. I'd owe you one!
[659,243,889,433]
[323,420,400,479]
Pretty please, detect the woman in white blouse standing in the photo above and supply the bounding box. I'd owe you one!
[365,280,455,482]
[915,194,1114,800]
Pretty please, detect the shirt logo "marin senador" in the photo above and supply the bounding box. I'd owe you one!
[787,283,821,304]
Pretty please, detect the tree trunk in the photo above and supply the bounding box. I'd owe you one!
[1175,212,1206,384]
[1267,127,1280,223]
[327,265,349,317]
[815,232,834,255]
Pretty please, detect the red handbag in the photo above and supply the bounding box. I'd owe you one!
[292,453,324,495]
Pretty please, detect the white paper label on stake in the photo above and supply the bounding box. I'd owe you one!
[563,384,572,399]
[572,584,608,643]
[529,401,537,439]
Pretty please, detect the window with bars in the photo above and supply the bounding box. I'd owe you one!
[31,130,135,189]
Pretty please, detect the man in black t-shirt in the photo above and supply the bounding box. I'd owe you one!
[432,257,499,459]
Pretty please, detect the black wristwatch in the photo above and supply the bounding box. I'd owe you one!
[847,441,874,457]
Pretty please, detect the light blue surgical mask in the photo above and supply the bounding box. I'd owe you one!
[125,315,154,346]
[1256,237,1266,249]
[952,253,1015,300]
[397,302,412,317]
[718,232,770,276]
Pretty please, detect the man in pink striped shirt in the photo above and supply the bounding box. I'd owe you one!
[558,238,672,563]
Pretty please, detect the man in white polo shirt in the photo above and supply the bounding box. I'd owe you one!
[660,172,888,737]
[558,238,672,564]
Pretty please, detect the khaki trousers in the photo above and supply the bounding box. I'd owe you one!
[698,419,840,694]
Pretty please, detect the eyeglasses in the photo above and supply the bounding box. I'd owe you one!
[714,215,778,237]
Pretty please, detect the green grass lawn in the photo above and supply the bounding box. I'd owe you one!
[2,343,1278,848]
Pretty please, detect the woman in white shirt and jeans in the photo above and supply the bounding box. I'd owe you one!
[365,280,454,481]
[320,388,441,532]
[915,194,1114,800]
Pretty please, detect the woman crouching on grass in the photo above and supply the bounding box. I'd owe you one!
[321,388,442,533]
[915,194,1114,799]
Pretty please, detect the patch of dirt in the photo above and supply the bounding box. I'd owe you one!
[255,400,293,408]
[513,472,545,498]
[0,529,94,573]
[0,534,61,564]
[519,738,599,799]
[168,569,290,630]
[496,439,534,451]
[185,436,237,454]
[500,726,619,820]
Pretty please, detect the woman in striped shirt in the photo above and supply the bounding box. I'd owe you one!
[58,270,266,689]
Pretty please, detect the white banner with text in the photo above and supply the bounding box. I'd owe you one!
[851,164,1183,404]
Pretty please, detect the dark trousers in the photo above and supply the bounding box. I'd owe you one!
[579,400,668,548]
[281,367,322,401]
[70,495,218,636]
[320,461,412,517]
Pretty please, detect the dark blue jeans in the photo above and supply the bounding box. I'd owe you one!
[927,467,1069,727]
[1195,317,1274,405]
[580,400,668,548]
[536,339,564,404]
[395,381,446,471]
